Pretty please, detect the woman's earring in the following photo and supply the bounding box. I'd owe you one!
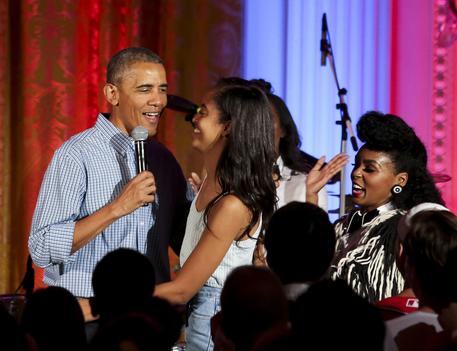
[391,185,403,195]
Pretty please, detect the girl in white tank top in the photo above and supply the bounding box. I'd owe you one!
[154,79,277,351]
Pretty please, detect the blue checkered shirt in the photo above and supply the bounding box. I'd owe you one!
[29,114,156,297]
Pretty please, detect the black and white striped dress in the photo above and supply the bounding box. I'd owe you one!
[330,203,406,303]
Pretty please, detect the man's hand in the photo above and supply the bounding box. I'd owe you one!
[72,171,156,253]
[110,171,156,218]
[188,172,203,195]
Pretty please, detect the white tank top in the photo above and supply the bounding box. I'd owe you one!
[179,194,261,288]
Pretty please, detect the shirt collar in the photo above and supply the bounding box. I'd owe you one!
[353,202,395,218]
[347,202,397,233]
[95,113,135,156]
[275,156,293,180]
[375,202,396,214]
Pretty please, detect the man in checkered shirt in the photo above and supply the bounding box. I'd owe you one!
[28,48,190,319]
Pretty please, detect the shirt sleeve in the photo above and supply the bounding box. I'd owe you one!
[317,186,328,212]
[28,148,86,267]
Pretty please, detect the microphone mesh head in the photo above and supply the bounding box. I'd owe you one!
[131,126,149,141]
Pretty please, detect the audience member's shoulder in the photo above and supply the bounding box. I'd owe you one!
[386,311,442,339]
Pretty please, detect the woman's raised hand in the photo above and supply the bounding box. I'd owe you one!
[306,153,349,204]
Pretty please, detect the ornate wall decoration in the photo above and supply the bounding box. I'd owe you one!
[433,0,457,209]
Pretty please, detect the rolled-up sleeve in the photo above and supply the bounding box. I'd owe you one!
[28,148,86,267]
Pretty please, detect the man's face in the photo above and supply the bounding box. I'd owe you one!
[108,61,167,137]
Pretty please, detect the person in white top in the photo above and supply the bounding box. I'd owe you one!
[246,79,346,266]
[154,79,277,351]
[249,79,330,210]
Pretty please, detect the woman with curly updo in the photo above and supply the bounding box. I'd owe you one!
[306,111,444,303]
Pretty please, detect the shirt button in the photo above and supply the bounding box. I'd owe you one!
[139,221,144,226]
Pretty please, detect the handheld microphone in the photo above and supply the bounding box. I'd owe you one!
[131,126,148,174]
[321,13,328,66]
[131,126,149,207]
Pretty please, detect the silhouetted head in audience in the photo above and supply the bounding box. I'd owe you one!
[402,210,457,312]
[264,202,335,286]
[90,248,156,322]
[290,279,385,351]
[90,312,169,351]
[20,286,86,351]
[217,266,289,351]
[396,203,450,281]
[441,246,457,306]
[140,296,183,349]
[0,303,31,351]
[437,247,457,332]
[250,325,291,351]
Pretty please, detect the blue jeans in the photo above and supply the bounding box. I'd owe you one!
[186,285,222,351]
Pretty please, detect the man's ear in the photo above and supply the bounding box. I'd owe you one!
[103,83,119,107]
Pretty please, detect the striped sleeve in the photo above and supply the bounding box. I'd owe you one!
[28,148,86,267]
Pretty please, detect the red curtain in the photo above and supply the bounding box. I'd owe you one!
[0,0,242,294]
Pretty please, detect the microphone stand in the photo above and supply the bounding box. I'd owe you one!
[321,13,358,217]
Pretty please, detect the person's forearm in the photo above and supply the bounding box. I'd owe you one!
[72,202,123,253]
[73,172,156,253]
[154,280,192,305]
[306,193,319,205]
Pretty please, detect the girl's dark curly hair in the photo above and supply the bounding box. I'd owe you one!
[356,111,444,210]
